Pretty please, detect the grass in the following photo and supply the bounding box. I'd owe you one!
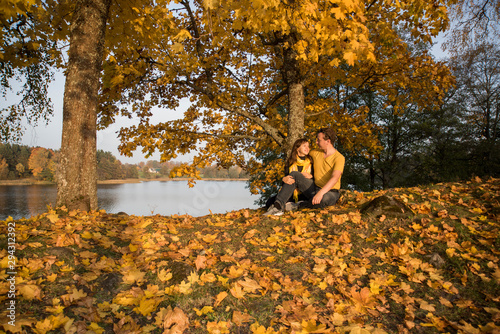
[0,177,499,333]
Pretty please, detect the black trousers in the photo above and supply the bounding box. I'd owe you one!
[275,171,340,208]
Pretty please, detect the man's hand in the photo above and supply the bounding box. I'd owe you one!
[312,170,342,205]
[312,191,325,205]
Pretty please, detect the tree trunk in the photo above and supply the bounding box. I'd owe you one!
[57,0,111,211]
[283,40,305,157]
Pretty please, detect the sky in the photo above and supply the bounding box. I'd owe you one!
[16,72,192,165]
[7,37,448,165]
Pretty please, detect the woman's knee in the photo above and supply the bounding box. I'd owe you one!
[290,171,303,179]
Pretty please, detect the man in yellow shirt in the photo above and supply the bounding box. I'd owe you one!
[263,127,345,216]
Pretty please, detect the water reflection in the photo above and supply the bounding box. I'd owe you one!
[0,185,57,220]
[0,181,258,220]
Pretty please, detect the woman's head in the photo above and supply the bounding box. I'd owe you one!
[293,139,310,156]
[287,138,310,166]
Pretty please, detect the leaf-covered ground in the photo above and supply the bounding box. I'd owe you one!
[1,177,499,334]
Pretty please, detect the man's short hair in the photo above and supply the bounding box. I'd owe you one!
[318,127,337,145]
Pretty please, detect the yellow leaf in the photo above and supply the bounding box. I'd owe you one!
[122,268,146,284]
[82,272,99,281]
[200,272,216,283]
[230,283,246,299]
[419,299,436,312]
[369,280,381,295]
[59,265,73,272]
[34,314,71,334]
[202,233,218,243]
[207,321,231,334]
[0,255,13,268]
[47,273,58,282]
[343,52,356,66]
[318,281,328,290]
[237,277,262,293]
[2,317,36,333]
[227,266,245,278]
[301,320,328,333]
[139,219,154,228]
[134,297,162,316]
[313,263,327,274]
[347,326,371,334]
[81,231,93,239]
[493,269,500,283]
[171,43,184,53]
[45,304,65,315]
[194,306,214,316]
[18,284,42,300]
[158,269,173,282]
[46,213,59,223]
[87,322,105,334]
[214,291,228,306]
[330,312,345,326]
[110,74,124,86]
[174,29,192,42]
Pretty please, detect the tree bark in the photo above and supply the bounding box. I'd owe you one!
[57,0,111,211]
[283,39,305,157]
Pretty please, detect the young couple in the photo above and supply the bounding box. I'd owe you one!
[263,127,345,216]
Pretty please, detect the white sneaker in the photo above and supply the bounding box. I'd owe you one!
[285,202,299,211]
[263,204,284,216]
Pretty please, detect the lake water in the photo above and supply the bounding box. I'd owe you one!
[0,180,259,220]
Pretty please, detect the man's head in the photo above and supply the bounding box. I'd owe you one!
[316,127,337,150]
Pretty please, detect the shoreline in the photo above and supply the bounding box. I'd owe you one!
[0,178,249,186]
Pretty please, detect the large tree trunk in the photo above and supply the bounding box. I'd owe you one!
[283,40,305,157]
[57,0,111,211]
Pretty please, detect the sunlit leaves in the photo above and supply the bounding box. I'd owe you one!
[101,0,456,199]
[0,177,499,332]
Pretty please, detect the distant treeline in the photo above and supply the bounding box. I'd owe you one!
[0,144,248,181]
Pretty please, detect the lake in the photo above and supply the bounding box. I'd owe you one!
[0,180,259,220]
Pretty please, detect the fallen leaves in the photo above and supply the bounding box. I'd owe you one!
[0,178,499,333]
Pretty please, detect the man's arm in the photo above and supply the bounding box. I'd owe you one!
[311,170,342,205]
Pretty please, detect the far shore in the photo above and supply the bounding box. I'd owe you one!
[0,177,249,186]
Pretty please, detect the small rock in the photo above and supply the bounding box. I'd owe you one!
[168,261,196,284]
[360,195,413,218]
[429,253,446,268]
[98,272,123,293]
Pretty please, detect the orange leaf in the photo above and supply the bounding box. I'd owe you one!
[195,255,207,271]
[214,291,228,307]
[162,306,189,334]
[232,311,253,326]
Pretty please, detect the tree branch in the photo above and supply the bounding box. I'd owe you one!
[176,79,285,145]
